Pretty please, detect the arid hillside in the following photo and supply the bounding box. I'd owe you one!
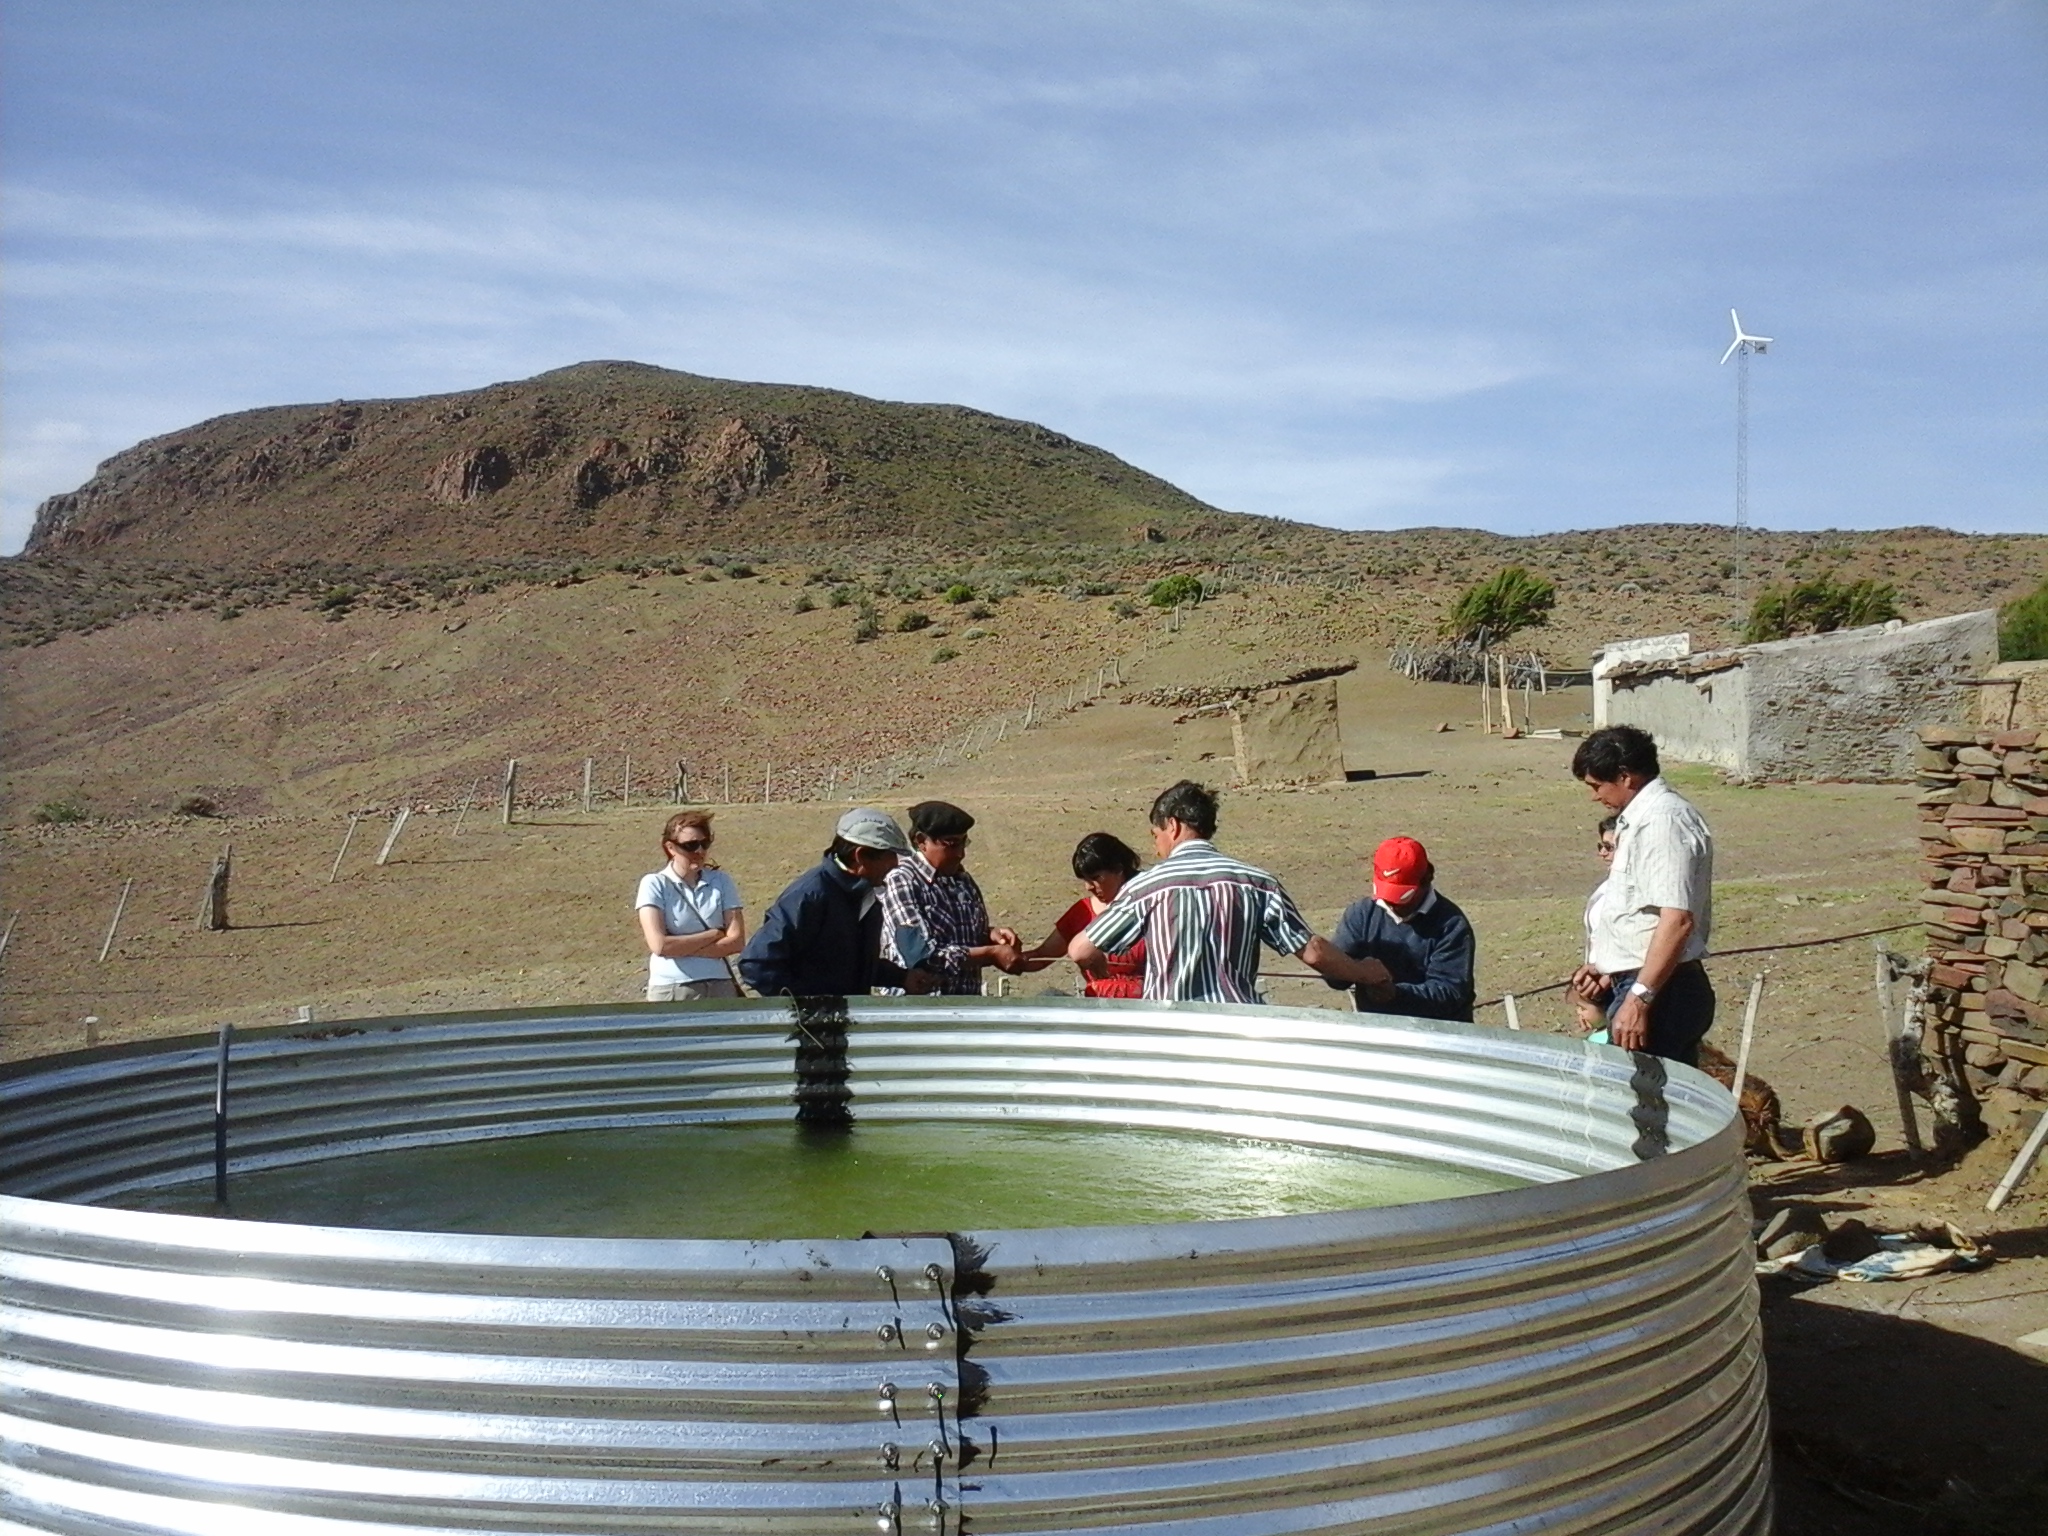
[24,360,1225,564]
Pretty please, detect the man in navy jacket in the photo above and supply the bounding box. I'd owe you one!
[739,809,936,998]
[1326,836,1476,1022]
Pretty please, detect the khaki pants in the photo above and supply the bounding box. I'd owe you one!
[646,978,741,1003]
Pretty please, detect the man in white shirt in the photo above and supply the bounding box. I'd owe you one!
[1568,727,1716,1065]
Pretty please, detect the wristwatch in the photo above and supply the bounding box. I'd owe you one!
[1629,980,1657,1001]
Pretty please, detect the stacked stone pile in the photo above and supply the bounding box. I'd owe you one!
[1917,725,2048,1132]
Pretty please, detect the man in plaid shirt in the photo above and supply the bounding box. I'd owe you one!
[880,801,1025,994]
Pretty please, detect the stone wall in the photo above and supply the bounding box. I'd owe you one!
[1978,660,2048,731]
[1915,724,2048,1140]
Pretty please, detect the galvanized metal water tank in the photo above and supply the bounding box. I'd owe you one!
[1,999,1769,1533]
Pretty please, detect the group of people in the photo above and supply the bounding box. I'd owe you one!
[632,724,1718,1068]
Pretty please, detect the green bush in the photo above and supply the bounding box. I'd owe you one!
[852,601,880,643]
[827,585,855,608]
[1109,598,1139,620]
[966,601,994,620]
[1742,574,1901,644]
[34,799,88,825]
[895,610,933,633]
[2000,579,2048,661]
[1144,574,1204,608]
[930,646,960,664]
[1441,567,1554,644]
[792,592,816,614]
[943,583,976,605]
[723,563,755,579]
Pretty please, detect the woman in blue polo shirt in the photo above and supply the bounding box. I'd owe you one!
[635,811,746,1001]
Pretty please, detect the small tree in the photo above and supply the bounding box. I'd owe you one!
[1440,567,1555,646]
[1742,574,1901,644]
[2000,578,2048,662]
[1144,574,1204,609]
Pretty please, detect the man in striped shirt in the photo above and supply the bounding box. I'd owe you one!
[1070,780,1378,1003]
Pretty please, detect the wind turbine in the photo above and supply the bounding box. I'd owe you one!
[1720,309,1772,607]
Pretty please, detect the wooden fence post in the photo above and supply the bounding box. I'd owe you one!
[98,879,134,963]
[501,759,519,824]
[450,777,480,838]
[329,812,361,883]
[583,758,594,814]
[0,910,18,962]
[722,763,731,803]
[622,755,632,809]
[375,807,412,867]
[199,845,231,931]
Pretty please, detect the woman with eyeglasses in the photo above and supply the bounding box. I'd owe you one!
[636,811,747,1002]
[1570,815,1621,1034]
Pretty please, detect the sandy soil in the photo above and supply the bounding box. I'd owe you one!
[3,612,2044,1529]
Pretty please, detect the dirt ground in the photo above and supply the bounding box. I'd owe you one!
[4,621,2045,1530]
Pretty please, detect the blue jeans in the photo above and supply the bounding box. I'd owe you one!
[1605,961,1715,1067]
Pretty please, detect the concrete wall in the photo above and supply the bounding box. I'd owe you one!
[1600,610,1998,782]
[1591,632,1690,729]
[1738,611,1998,781]
[1604,665,1750,772]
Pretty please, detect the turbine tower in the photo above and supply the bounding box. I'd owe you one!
[1720,309,1772,606]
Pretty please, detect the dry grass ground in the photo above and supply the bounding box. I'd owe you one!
[3,602,2044,1531]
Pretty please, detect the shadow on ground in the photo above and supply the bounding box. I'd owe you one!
[1764,1283,2048,1534]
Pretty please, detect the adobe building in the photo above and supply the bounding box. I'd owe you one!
[1590,610,1998,782]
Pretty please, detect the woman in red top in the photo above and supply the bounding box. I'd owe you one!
[1021,833,1146,998]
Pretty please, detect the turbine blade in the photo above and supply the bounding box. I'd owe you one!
[1720,338,1742,365]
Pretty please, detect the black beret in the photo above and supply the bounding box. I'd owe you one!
[908,800,975,839]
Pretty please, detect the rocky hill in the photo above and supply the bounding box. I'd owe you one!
[25,361,1226,564]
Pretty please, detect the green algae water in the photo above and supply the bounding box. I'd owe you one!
[114,1122,1522,1238]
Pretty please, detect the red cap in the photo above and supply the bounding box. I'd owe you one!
[1371,837,1431,903]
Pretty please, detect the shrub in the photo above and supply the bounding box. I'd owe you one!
[1440,567,1555,644]
[1145,574,1205,609]
[895,610,933,633]
[1110,598,1139,620]
[943,583,976,605]
[853,601,881,643]
[961,627,990,641]
[2000,578,2048,661]
[792,592,816,614]
[931,646,960,664]
[1742,574,1901,644]
[1068,580,1120,598]
[827,585,855,608]
[316,585,356,612]
[966,601,994,620]
[723,563,755,579]
[34,799,88,825]
[174,794,221,818]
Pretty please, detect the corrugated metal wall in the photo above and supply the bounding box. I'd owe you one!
[2,1000,1768,1533]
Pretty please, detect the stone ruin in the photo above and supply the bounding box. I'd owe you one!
[1913,724,2048,1147]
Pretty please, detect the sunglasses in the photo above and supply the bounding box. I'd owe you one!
[672,838,712,853]
[1597,841,1617,855]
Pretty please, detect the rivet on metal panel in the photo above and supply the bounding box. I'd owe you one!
[877,1381,899,1418]
[921,1262,944,1287]
[927,1438,948,1462]
[874,1483,901,1532]
[925,1383,947,1406]
[924,1322,947,1347]
[880,1442,899,1470]
[876,1265,895,1284]
[924,1496,948,1531]
[877,1321,901,1345]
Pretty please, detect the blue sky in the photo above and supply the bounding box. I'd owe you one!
[3,1,2042,553]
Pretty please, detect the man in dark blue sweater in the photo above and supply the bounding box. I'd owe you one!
[739,809,937,998]
[1326,836,1476,1022]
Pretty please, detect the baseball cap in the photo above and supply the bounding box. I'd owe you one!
[836,807,913,854]
[1371,836,1431,903]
